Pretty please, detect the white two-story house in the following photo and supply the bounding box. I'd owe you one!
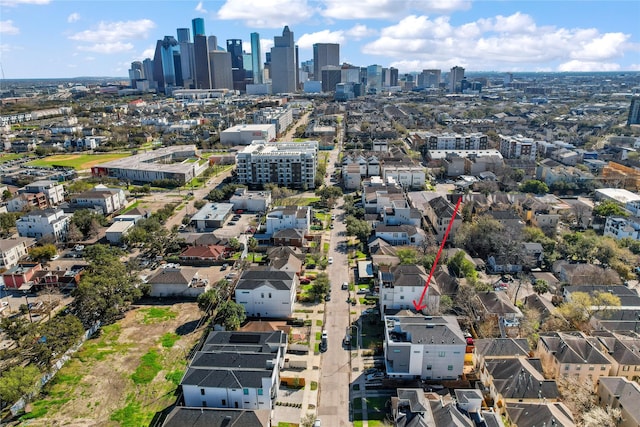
[265,206,311,235]
[379,264,439,315]
[235,267,298,318]
[181,330,286,410]
[69,186,127,215]
[0,237,35,269]
[16,208,70,242]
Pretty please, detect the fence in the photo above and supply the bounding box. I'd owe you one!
[10,321,102,416]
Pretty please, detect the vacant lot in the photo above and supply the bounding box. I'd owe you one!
[19,301,205,427]
[26,153,131,170]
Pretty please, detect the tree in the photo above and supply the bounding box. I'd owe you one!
[0,365,41,406]
[228,237,242,252]
[197,289,220,315]
[593,200,628,218]
[447,250,478,281]
[532,279,550,295]
[345,216,371,243]
[214,301,246,330]
[557,291,621,329]
[0,212,20,236]
[396,248,418,265]
[32,314,84,366]
[310,272,330,298]
[29,244,58,262]
[519,179,549,195]
[71,209,107,239]
[2,189,12,201]
[300,413,318,427]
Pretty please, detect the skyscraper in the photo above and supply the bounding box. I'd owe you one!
[313,43,339,82]
[152,36,183,91]
[250,32,263,84]
[191,18,205,37]
[193,34,211,89]
[270,26,297,94]
[628,97,640,125]
[227,39,245,90]
[176,28,190,43]
[209,51,233,90]
[389,67,399,87]
[366,64,382,94]
[449,66,465,93]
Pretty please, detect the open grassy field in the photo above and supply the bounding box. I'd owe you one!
[26,153,131,170]
[19,302,204,427]
[0,153,32,163]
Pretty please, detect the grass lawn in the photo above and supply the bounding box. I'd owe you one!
[323,242,330,253]
[121,201,140,214]
[26,153,131,170]
[360,316,384,350]
[0,152,32,163]
[315,212,329,222]
[138,307,177,324]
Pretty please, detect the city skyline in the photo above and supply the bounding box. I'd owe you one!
[0,0,639,79]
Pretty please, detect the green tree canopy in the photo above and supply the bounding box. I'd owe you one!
[557,291,621,329]
[310,272,330,298]
[28,244,57,262]
[214,301,246,331]
[197,289,220,315]
[345,216,371,243]
[0,365,41,406]
[593,200,628,218]
[519,180,549,195]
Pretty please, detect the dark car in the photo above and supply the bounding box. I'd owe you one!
[324,294,331,301]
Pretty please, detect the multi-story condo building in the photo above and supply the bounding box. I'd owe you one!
[424,132,488,150]
[384,315,466,380]
[20,180,65,206]
[236,141,318,189]
[16,208,70,241]
[69,186,127,215]
[499,134,537,160]
[252,107,293,136]
[6,192,48,212]
[265,206,311,235]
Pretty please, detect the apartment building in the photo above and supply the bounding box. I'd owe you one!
[236,141,318,189]
[16,208,70,241]
[0,237,35,269]
[499,134,537,160]
[21,180,65,206]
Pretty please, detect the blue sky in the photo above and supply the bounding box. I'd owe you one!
[1,0,639,79]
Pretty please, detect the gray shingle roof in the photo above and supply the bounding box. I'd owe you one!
[235,267,296,291]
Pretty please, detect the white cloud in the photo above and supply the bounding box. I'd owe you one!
[77,42,134,54]
[321,0,470,20]
[363,12,634,72]
[69,19,155,44]
[217,0,315,28]
[0,0,50,6]
[297,30,345,49]
[260,39,274,57]
[0,20,19,35]
[195,1,207,13]
[141,45,155,59]
[558,60,621,72]
[0,44,10,52]
[345,24,377,40]
[67,13,80,23]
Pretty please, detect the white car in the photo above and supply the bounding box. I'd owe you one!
[328,257,333,264]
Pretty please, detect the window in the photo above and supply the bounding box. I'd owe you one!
[622,366,630,371]
[258,389,263,395]
[448,365,453,371]
[589,366,595,371]
[601,366,607,371]
[438,351,446,357]
[243,388,249,395]
[400,296,404,300]
[261,293,264,298]
[565,365,570,371]
[269,293,272,298]
[222,399,226,406]
[200,388,205,395]
[426,365,432,370]
[393,349,401,353]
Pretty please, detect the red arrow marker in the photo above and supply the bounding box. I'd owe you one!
[413,196,462,312]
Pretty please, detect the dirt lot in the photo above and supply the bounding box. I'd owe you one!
[19,301,205,427]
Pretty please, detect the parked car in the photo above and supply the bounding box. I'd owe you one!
[366,371,385,381]
[341,282,348,290]
[300,277,311,284]
[324,294,331,301]
[220,263,229,271]
[328,257,333,264]
[356,288,368,294]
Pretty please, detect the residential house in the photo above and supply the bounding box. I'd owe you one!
[6,192,48,212]
[521,242,544,269]
[597,377,640,427]
[592,332,640,380]
[178,245,227,264]
[379,199,422,228]
[235,267,298,318]
[379,264,439,314]
[21,180,65,206]
[591,309,640,333]
[31,264,85,291]
[486,255,524,274]
[473,338,531,370]
[486,210,524,232]
[267,247,303,275]
[16,208,70,242]
[383,166,426,190]
[480,357,560,415]
[604,216,640,240]
[414,194,462,243]
[180,330,286,411]
[475,291,523,327]
[536,332,612,384]
[505,402,575,427]
[362,179,406,214]
[265,206,311,235]
[0,237,35,269]
[563,285,640,309]
[69,186,127,215]
[383,314,466,380]
[162,407,271,427]
[390,388,474,427]
[272,228,306,248]
[145,266,208,297]
[374,224,425,247]
[343,163,362,190]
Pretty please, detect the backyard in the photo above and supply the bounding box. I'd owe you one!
[17,302,204,427]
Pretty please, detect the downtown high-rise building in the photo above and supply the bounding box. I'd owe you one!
[177,28,195,88]
[313,43,339,81]
[250,32,263,84]
[628,97,640,125]
[191,18,205,37]
[193,34,211,89]
[389,67,399,87]
[209,50,233,90]
[176,28,190,43]
[418,69,441,89]
[366,64,382,94]
[270,26,297,94]
[449,66,465,93]
[152,36,182,91]
[227,39,245,90]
